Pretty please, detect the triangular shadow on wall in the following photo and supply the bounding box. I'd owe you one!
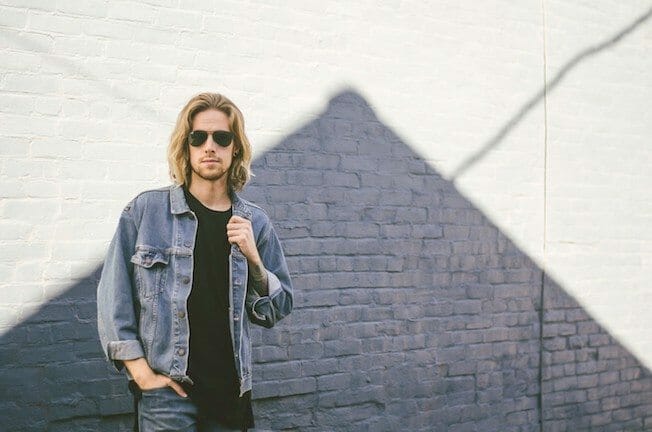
[1,90,651,432]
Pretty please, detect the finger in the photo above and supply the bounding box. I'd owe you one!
[228,232,251,244]
[228,225,252,237]
[227,226,243,235]
[228,218,252,229]
[229,215,248,224]
[227,225,250,236]
[228,230,248,240]
[227,235,242,246]
[167,379,187,398]
[227,226,249,237]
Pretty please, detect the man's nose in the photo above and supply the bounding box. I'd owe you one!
[203,135,219,150]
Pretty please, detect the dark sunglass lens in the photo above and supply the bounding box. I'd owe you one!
[189,131,208,146]
[212,131,234,147]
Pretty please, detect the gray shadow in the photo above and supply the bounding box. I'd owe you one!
[450,5,652,180]
[0,265,134,431]
[2,91,650,431]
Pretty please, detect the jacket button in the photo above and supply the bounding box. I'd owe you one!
[178,311,186,319]
[234,314,239,321]
[182,276,190,284]
[177,348,186,356]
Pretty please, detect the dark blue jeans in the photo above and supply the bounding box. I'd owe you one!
[138,387,241,432]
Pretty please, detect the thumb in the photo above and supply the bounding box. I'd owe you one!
[167,379,188,398]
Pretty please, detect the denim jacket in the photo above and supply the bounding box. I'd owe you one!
[97,185,293,396]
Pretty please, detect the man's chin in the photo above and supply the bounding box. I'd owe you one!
[192,168,228,183]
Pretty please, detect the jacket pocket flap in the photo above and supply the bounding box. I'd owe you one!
[130,247,169,268]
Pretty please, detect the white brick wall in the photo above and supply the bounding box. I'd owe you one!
[0,0,650,371]
[543,0,652,365]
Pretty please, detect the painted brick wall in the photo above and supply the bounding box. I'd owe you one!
[1,2,651,431]
[242,92,652,431]
[243,92,544,431]
[542,280,652,431]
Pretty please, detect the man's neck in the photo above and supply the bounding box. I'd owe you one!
[187,176,232,211]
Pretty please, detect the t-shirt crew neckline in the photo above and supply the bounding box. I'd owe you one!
[184,187,232,215]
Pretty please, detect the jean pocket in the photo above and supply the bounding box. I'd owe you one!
[140,386,171,396]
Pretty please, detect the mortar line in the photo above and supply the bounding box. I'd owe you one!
[539,0,549,430]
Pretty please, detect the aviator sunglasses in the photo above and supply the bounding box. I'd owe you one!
[188,130,235,147]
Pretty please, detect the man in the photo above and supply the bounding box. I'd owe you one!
[97,92,293,431]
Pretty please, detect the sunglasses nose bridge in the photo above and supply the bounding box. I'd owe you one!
[202,133,222,151]
[205,133,217,148]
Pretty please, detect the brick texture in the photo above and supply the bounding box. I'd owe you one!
[1,2,651,432]
[244,93,540,432]
[241,92,650,431]
[2,89,649,431]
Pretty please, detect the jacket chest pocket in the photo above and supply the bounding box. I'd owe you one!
[131,247,170,299]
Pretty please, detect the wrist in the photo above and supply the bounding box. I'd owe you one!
[247,253,263,268]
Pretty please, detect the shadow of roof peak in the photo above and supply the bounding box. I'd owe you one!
[321,88,381,123]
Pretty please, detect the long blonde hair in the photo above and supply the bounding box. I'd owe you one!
[168,92,252,191]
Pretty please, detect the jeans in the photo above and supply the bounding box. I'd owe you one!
[138,387,242,432]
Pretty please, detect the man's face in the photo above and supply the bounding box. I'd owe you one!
[188,109,236,184]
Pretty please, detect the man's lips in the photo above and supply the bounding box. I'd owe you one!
[201,159,219,163]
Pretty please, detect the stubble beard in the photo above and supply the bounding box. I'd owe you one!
[191,163,229,183]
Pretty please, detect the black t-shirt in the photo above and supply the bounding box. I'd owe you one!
[183,187,254,430]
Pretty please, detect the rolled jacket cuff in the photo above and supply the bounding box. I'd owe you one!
[266,270,282,297]
[107,340,145,366]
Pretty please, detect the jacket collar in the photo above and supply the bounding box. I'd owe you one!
[169,184,252,219]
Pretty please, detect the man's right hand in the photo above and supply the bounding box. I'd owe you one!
[123,357,187,397]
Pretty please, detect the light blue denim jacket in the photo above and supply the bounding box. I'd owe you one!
[97,185,293,396]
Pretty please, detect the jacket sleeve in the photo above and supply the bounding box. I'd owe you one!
[246,221,293,329]
[97,204,144,371]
